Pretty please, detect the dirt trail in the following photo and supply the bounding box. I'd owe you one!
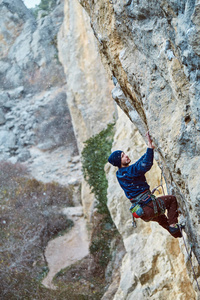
[42,207,89,289]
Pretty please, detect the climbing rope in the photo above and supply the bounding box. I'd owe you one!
[151,169,166,216]
[179,226,200,292]
[155,165,200,291]
[155,166,200,291]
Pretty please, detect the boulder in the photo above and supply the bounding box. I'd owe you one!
[0,108,6,125]
[17,149,31,162]
[0,130,16,149]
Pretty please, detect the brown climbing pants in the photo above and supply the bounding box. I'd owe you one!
[140,195,181,238]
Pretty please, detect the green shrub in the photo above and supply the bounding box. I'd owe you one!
[38,0,57,11]
[31,0,57,18]
[81,123,115,214]
[81,123,119,269]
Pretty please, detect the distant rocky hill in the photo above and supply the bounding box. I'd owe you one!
[0,0,79,185]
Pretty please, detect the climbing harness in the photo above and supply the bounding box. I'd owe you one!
[130,190,165,227]
[179,226,200,292]
[130,191,152,217]
[130,191,150,227]
[153,195,165,215]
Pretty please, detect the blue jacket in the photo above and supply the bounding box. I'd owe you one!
[116,148,154,201]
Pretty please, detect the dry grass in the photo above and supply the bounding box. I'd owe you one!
[0,161,75,299]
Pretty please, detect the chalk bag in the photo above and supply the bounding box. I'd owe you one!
[130,204,144,218]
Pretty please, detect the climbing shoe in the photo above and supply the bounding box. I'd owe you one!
[169,224,181,234]
[169,224,182,238]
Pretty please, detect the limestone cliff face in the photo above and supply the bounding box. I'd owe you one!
[78,0,200,298]
[105,108,196,299]
[57,0,115,151]
[57,0,115,220]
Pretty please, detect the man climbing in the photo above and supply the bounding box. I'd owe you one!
[108,132,182,238]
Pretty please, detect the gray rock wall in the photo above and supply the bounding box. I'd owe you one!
[78,0,200,298]
[105,107,196,299]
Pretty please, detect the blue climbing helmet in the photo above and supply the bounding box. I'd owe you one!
[108,150,123,168]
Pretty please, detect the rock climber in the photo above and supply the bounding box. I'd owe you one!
[108,131,182,238]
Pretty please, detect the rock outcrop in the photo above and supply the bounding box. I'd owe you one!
[106,108,196,299]
[78,0,200,298]
[57,0,115,220]
[57,0,115,151]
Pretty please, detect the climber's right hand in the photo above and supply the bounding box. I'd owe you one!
[146,131,155,149]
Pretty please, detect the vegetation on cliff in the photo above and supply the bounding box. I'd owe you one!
[50,123,121,299]
[82,123,118,265]
[82,123,115,215]
[0,123,121,299]
[31,0,57,17]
